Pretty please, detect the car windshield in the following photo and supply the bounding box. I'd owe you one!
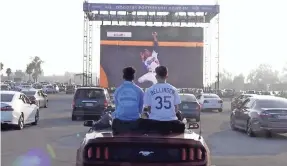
[46,86,53,88]
[75,89,105,99]
[257,99,287,108]
[1,94,14,102]
[22,91,36,96]
[179,94,196,102]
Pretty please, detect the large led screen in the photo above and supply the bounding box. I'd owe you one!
[100,25,203,88]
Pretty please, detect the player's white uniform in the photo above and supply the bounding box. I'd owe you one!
[144,83,181,121]
[138,50,160,84]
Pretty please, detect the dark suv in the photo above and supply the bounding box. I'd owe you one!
[72,87,113,121]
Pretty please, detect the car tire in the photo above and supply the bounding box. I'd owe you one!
[31,110,39,125]
[218,108,223,112]
[265,130,272,138]
[230,115,236,130]
[15,114,24,130]
[195,117,200,122]
[72,115,77,121]
[246,120,255,137]
[44,101,48,108]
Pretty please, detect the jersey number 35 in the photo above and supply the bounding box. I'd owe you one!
[155,96,172,109]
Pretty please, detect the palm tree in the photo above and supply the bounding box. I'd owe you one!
[6,68,12,80]
[0,62,3,71]
[25,64,33,81]
[29,56,44,82]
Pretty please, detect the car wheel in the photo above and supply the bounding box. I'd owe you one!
[72,115,77,121]
[230,115,237,130]
[265,130,272,138]
[218,108,223,112]
[31,110,39,125]
[15,114,24,130]
[246,120,255,137]
[195,117,200,122]
[44,101,48,108]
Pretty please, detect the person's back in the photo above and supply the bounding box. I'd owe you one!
[145,83,179,121]
[113,82,143,120]
[112,67,144,121]
[141,65,184,134]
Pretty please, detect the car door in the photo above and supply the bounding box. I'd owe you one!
[37,90,45,107]
[22,94,35,123]
[19,94,31,123]
[237,98,254,128]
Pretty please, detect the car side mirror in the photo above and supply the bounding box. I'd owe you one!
[83,120,94,127]
[187,122,199,129]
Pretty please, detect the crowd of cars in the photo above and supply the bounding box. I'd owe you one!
[0,80,81,130]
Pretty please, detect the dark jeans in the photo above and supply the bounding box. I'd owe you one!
[112,119,139,134]
[112,118,185,134]
[138,119,185,134]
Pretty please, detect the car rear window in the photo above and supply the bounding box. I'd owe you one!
[179,94,196,102]
[75,89,105,99]
[1,94,14,102]
[22,91,36,96]
[46,86,53,88]
[257,99,287,108]
[1,85,9,90]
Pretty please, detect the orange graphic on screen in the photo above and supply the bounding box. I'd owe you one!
[100,65,108,88]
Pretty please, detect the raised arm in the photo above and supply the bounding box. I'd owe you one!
[152,32,159,53]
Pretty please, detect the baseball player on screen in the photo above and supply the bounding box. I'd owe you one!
[138,32,160,84]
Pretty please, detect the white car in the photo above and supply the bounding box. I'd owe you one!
[1,91,39,130]
[196,93,223,112]
[43,85,56,94]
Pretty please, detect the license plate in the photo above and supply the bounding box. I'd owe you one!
[277,115,287,119]
[183,105,189,109]
[85,103,93,107]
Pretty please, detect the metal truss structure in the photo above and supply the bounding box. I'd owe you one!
[83,2,220,88]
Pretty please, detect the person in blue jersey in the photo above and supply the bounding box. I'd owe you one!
[140,66,185,134]
[112,66,144,133]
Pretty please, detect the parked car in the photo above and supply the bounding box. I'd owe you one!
[21,89,48,108]
[72,87,113,121]
[179,93,201,122]
[1,91,39,130]
[230,95,287,137]
[196,93,223,112]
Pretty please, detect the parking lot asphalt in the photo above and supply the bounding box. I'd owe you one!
[1,94,287,166]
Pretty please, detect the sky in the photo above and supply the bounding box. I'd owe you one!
[0,0,286,78]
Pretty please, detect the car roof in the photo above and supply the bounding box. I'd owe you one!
[179,93,195,96]
[76,87,105,90]
[0,91,21,95]
[249,95,285,100]
[202,93,218,96]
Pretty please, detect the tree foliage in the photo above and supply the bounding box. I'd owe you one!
[0,62,3,71]
[28,56,44,82]
[6,68,12,79]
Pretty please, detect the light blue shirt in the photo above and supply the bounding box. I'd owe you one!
[112,81,144,121]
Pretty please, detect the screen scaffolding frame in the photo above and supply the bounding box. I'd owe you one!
[82,1,220,89]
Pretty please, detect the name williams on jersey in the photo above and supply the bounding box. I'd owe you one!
[150,87,175,96]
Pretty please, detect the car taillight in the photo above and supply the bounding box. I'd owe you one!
[260,111,270,118]
[1,106,14,111]
[104,100,108,107]
[86,146,109,160]
[218,100,223,103]
[203,100,209,103]
[72,100,75,108]
[196,104,201,111]
[182,148,205,161]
